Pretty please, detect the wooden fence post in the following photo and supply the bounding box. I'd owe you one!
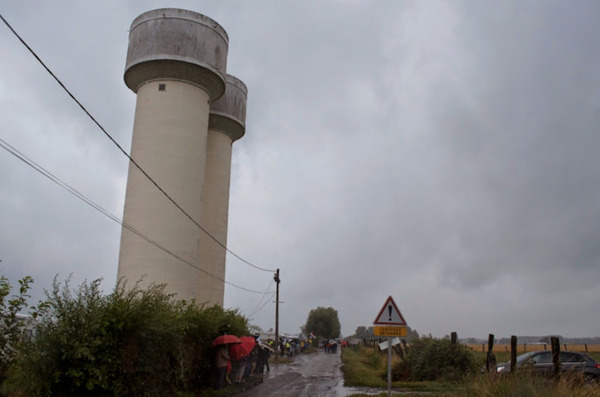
[510,335,517,374]
[551,337,561,378]
[486,334,496,376]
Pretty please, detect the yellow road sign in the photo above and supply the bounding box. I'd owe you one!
[373,326,407,337]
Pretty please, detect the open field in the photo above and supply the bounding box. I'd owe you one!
[466,344,600,354]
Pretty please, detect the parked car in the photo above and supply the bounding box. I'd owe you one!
[495,351,600,382]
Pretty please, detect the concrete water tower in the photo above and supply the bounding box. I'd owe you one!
[198,74,247,304]
[117,9,246,305]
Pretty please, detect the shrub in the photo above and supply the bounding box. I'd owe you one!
[3,277,249,396]
[0,274,44,385]
[401,336,478,381]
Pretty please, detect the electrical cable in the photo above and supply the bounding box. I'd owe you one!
[0,13,276,273]
[0,137,268,294]
[248,278,274,318]
[248,292,276,320]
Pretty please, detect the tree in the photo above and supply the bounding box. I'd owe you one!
[406,326,419,340]
[304,307,341,339]
[354,326,367,338]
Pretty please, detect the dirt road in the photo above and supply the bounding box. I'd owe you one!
[238,350,380,397]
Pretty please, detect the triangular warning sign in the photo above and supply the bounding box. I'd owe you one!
[373,296,407,326]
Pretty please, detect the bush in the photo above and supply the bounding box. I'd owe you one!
[0,274,45,386]
[400,337,478,381]
[2,277,249,396]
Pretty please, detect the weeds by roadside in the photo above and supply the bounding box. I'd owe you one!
[341,345,447,393]
[450,372,600,397]
[342,343,600,396]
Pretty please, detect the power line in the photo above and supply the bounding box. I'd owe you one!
[0,137,269,295]
[248,278,275,318]
[248,292,276,320]
[0,13,276,273]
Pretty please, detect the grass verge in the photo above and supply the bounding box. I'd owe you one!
[341,345,600,396]
[341,345,448,394]
[448,372,600,397]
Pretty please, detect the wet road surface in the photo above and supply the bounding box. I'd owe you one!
[237,350,386,397]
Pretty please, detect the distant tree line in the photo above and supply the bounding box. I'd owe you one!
[462,335,600,345]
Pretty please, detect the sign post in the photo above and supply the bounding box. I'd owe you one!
[373,296,407,397]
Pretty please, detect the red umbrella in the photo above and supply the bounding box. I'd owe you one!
[229,336,256,361]
[212,334,242,346]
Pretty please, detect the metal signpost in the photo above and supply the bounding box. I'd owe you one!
[373,296,407,397]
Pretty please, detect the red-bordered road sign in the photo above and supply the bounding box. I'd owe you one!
[373,296,407,326]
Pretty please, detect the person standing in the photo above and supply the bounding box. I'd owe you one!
[264,346,271,372]
[256,346,266,374]
[215,345,229,389]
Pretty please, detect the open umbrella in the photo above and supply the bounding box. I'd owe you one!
[212,334,241,346]
[259,342,275,352]
[229,336,256,361]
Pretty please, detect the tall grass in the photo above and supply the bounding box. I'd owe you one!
[454,372,600,397]
[342,344,600,396]
[341,345,387,387]
[341,345,443,393]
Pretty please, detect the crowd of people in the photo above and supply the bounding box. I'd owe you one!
[321,338,349,353]
[214,334,325,389]
[214,336,276,389]
[278,337,312,357]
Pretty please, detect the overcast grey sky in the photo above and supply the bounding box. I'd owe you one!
[1,1,599,339]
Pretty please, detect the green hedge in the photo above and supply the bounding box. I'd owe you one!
[397,337,478,381]
[2,277,248,396]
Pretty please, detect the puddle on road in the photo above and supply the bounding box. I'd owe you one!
[336,384,429,396]
[257,353,421,396]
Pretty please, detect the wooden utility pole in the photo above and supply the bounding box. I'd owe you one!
[274,268,280,361]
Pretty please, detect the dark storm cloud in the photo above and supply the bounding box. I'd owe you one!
[2,1,599,338]
[227,0,600,336]
[420,1,600,293]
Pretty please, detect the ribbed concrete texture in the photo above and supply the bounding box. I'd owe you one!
[197,74,247,305]
[117,9,235,304]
